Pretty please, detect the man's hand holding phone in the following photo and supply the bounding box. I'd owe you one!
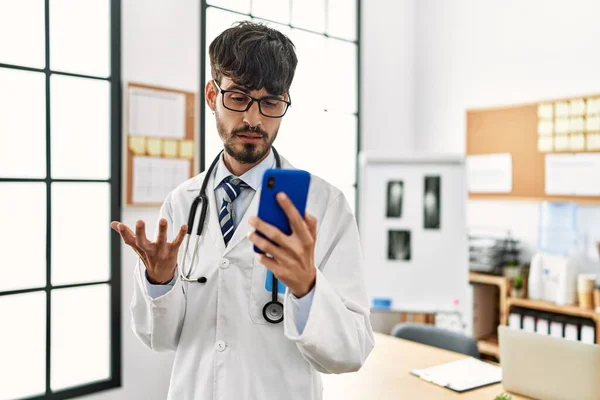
[248,192,318,298]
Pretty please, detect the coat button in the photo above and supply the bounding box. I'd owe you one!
[219,258,230,269]
[215,341,227,352]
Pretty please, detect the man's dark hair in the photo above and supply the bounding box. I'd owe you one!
[208,21,298,96]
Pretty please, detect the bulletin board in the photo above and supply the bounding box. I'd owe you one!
[466,94,600,204]
[123,82,197,207]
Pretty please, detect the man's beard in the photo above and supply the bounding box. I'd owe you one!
[216,116,277,164]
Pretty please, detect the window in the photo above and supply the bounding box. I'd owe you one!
[201,0,360,212]
[0,1,121,399]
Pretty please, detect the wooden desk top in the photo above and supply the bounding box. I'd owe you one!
[322,332,530,400]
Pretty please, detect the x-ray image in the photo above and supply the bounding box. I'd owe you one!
[388,230,411,261]
[424,176,441,229]
[386,181,404,218]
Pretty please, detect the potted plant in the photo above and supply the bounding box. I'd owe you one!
[511,274,525,298]
[503,260,520,279]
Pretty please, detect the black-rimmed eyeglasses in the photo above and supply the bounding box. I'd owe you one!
[213,80,292,118]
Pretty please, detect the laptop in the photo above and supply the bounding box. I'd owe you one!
[498,325,600,400]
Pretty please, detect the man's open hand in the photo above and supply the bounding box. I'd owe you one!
[110,219,187,284]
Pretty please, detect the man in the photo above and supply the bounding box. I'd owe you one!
[111,21,374,399]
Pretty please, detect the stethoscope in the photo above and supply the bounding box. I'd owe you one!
[179,146,284,324]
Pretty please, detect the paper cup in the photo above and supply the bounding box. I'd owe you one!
[578,274,597,292]
[579,291,594,309]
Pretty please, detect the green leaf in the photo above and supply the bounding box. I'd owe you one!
[514,274,523,289]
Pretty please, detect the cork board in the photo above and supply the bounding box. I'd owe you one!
[467,94,600,204]
[124,82,197,207]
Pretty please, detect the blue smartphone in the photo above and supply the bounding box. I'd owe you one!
[254,168,311,253]
[254,169,311,293]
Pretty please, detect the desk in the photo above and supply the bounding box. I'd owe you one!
[322,332,530,399]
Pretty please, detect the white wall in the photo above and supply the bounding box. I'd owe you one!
[85,0,199,398]
[412,0,600,271]
[361,0,415,152]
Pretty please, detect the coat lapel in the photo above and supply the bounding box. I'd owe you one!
[186,171,227,255]
[207,177,227,256]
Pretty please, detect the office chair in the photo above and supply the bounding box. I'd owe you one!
[390,322,480,359]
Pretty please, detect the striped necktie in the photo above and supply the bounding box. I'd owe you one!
[219,176,248,246]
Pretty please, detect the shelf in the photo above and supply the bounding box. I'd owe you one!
[477,334,499,359]
[470,272,511,325]
[507,297,600,322]
[469,272,509,287]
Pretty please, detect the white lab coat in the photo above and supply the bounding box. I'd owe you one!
[130,155,374,400]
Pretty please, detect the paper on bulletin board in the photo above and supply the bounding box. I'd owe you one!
[128,87,186,139]
[537,120,553,136]
[569,134,585,151]
[555,102,570,118]
[569,117,585,132]
[586,116,600,132]
[538,104,553,119]
[466,153,512,193]
[588,134,600,151]
[538,137,553,152]
[132,156,190,203]
[587,99,600,115]
[569,99,586,116]
[555,118,569,134]
[545,153,600,196]
[129,136,146,154]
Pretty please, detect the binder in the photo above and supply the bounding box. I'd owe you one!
[564,317,579,341]
[522,310,536,333]
[580,319,596,344]
[550,315,566,339]
[535,312,550,335]
[508,307,523,329]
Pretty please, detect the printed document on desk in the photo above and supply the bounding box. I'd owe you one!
[411,357,502,393]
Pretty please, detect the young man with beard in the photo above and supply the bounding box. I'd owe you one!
[111,21,374,399]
